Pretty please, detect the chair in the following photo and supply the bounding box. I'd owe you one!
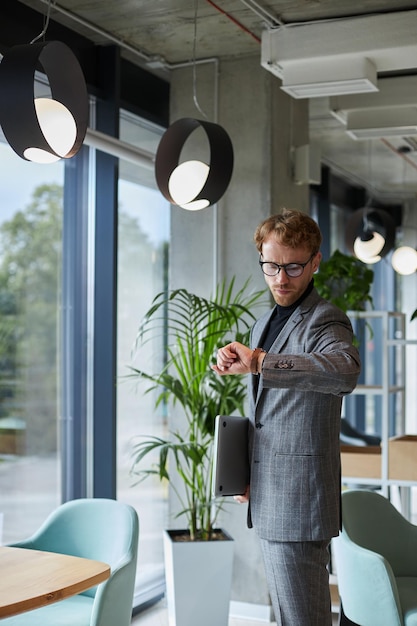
[340,418,381,447]
[333,489,417,626]
[2,498,139,626]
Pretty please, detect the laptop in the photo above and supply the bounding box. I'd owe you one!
[211,415,250,498]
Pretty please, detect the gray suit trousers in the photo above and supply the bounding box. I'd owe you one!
[259,538,332,626]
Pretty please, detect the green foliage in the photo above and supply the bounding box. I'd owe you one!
[314,249,374,313]
[411,308,417,322]
[0,184,63,450]
[129,278,266,540]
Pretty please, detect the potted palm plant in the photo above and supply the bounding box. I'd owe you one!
[129,277,265,626]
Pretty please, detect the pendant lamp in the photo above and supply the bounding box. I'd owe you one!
[391,246,417,275]
[0,41,88,163]
[154,117,234,210]
[345,207,396,264]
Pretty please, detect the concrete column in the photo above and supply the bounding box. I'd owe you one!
[170,56,309,293]
[168,54,310,617]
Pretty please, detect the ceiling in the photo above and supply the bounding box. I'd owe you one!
[12,0,417,204]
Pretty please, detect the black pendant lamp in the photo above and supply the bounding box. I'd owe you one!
[155,117,234,210]
[345,207,396,264]
[0,41,88,163]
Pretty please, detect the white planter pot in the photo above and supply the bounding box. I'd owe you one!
[163,529,234,626]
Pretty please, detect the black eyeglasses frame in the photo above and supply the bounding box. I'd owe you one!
[259,253,316,278]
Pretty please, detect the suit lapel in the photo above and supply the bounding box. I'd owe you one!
[252,292,317,406]
[252,307,275,349]
[267,310,303,352]
[250,309,274,404]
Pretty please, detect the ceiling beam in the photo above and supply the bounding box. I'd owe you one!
[261,10,417,87]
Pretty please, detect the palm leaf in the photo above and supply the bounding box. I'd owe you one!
[129,278,266,539]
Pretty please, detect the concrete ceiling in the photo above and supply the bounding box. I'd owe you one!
[14,0,417,203]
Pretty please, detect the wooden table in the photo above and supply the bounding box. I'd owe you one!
[0,546,110,618]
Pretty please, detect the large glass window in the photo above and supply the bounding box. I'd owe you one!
[0,93,169,608]
[317,198,397,438]
[116,111,169,604]
[0,137,63,543]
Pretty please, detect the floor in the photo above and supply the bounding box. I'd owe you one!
[131,596,341,625]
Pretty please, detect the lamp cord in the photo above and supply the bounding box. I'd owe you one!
[192,0,208,119]
[30,0,56,44]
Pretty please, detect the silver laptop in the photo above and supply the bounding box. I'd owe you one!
[212,415,250,498]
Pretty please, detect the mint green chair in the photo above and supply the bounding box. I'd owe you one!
[2,498,139,626]
[333,489,417,626]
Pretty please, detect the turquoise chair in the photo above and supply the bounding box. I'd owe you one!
[333,489,417,626]
[2,498,139,626]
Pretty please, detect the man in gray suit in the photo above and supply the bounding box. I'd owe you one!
[212,209,361,626]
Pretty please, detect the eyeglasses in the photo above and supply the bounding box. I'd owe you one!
[259,253,315,278]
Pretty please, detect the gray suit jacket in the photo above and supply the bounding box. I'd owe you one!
[248,287,361,542]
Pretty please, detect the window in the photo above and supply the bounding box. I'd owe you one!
[0,136,63,543]
[116,110,169,604]
[313,190,397,437]
[0,77,169,608]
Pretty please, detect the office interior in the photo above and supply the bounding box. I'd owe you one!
[1,0,417,622]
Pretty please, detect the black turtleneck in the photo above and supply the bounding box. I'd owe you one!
[261,280,314,352]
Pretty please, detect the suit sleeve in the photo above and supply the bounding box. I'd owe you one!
[260,307,361,397]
